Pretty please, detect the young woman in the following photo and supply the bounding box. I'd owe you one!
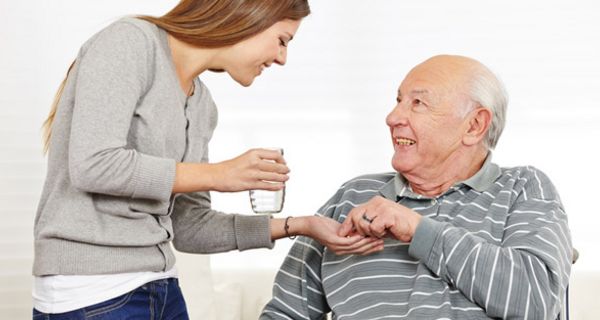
[33,0,384,318]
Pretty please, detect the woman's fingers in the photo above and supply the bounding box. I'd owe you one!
[330,236,383,252]
[253,181,285,191]
[256,171,289,183]
[333,237,384,255]
[255,148,286,164]
[249,166,288,191]
[251,150,290,184]
[257,160,290,175]
[233,149,290,190]
[329,234,368,247]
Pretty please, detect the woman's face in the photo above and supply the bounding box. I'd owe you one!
[223,19,302,86]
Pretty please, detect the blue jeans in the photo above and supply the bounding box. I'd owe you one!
[33,278,189,320]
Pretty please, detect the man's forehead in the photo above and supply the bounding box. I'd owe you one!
[398,67,458,99]
[397,88,432,96]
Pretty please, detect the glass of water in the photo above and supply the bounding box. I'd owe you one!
[249,148,285,214]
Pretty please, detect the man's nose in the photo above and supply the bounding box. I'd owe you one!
[386,103,408,127]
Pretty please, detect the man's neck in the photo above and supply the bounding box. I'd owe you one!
[405,148,488,198]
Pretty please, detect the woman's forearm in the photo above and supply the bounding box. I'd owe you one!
[173,162,219,193]
[270,216,313,240]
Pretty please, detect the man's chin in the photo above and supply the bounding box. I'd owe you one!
[391,158,412,175]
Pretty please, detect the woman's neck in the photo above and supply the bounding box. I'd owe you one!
[167,35,221,94]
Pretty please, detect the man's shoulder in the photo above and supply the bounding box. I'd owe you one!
[499,165,552,182]
[497,165,559,200]
[317,172,395,218]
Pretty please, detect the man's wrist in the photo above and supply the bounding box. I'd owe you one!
[408,217,444,262]
[409,213,422,237]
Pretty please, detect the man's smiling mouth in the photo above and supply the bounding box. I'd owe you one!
[395,137,416,146]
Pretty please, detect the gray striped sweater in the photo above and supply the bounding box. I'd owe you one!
[261,156,572,319]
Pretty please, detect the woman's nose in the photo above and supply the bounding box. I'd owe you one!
[275,48,287,66]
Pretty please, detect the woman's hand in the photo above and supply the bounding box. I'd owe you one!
[308,216,385,255]
[212,148,289,192]
[338,196,422,243]
[173,148,289,193]
[272,216,384,256]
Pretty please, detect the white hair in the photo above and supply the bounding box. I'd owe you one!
[467,66,508,149]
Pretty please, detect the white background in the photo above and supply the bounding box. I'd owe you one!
[1,0,599,316]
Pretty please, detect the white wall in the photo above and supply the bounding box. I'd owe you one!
[1,0,599,318]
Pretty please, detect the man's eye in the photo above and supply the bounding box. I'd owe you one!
[413,99,423,105]
[396,97,402,103]
[279,38,288,47]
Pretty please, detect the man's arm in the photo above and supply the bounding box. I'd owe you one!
[260,235,330,320]
[409,169,572,319]
[261,187,351,319]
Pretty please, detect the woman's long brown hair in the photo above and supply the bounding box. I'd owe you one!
[42,60,75,154]
[43,0,310,154]
[139,0,310,47]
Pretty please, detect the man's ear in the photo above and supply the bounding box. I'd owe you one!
[463,106,492,146]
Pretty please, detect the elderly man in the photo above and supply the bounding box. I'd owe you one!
[260,55,572,319]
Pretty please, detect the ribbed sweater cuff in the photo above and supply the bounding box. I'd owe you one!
[408,217,445,262]
[234,214,275,251]
[132,154,176,201]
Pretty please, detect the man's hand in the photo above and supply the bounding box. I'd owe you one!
[338,196,422,242]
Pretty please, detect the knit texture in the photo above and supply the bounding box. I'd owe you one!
[34,17,273,276]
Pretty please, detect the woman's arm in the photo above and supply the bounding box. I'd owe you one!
[68,21,176,203]
[172,148,289,193]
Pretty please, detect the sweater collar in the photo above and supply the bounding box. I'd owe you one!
[379,152,501,200]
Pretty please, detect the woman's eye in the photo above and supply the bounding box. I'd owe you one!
[279,38,288,47]
[396,97,402,103]
[413,99,423,105]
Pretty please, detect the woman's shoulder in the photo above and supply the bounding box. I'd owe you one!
[113,16,159,36]
[80,16,160,54]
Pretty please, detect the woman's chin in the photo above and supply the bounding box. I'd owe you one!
[235,76,255,87]
[227,71,255,87]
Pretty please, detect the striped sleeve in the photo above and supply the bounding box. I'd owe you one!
[409,167,572,319]
[260,237,329,320]
[261,190,345,319]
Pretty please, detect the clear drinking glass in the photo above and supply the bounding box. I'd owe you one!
[249,148,285,214]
